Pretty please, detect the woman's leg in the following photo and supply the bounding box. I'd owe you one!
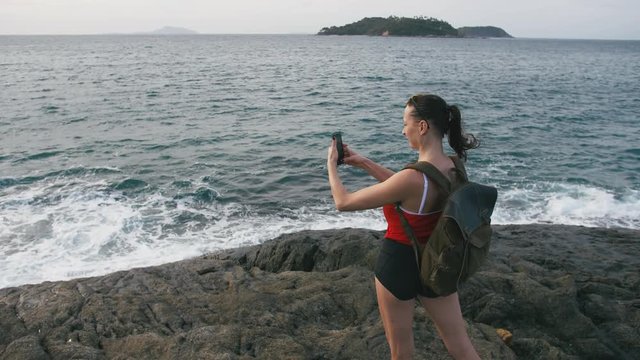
[419,293,480,360]
[375,277,416,360]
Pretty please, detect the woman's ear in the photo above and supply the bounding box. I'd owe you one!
[419,120,429,135]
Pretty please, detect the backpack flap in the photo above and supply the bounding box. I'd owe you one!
[442,182,498,248]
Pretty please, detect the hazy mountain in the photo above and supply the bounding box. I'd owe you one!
[149,26,198,35]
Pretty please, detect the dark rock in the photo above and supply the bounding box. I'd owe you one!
[510,337,578,360]
[0,225,638,359]
[459,225,640,360]
[2,335,48,360]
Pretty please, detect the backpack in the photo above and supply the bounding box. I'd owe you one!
[395,156,498,296]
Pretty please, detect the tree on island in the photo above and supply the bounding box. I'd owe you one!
[318,16,458,37]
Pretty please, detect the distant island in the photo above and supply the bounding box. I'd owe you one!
[147,26,198,35]
[318,16,512,38]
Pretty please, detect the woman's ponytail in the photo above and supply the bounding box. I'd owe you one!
[446,105,479,161]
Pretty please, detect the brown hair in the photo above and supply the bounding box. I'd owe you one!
[406,94,479,160]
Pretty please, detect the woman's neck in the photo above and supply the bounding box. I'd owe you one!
[417,139,446,163]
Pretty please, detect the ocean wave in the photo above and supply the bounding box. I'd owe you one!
[0,180,385,288]
[2,174,638,289]
[112,178,148,190]
[23,151,63,161]
[173,187,220,204]
[493,182,640,229]
[0,166,122,189]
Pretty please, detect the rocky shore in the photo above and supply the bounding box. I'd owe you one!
[1,225,638,359]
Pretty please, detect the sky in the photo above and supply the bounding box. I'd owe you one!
[1,0,639,40]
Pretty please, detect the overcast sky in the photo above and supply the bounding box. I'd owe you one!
[1,0,639,39]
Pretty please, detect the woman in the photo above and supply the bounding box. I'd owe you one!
[327,94,481,360]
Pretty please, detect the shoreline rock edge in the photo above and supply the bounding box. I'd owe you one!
[1,225,638,359]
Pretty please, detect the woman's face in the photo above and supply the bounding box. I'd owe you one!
[402,105,424,150]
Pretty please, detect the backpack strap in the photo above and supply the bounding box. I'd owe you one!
[395,203,422,269]
[449,156,468,182]
[403,156,468,192]
[404,162,452,194]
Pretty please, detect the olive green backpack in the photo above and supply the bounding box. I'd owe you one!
[396,157,498,296]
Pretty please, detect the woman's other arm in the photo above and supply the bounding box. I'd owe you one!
[342,144,395,182]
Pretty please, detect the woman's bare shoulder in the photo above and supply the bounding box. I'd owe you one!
[393,168,426,180]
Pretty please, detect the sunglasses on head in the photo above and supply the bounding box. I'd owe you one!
[409,96,427,121]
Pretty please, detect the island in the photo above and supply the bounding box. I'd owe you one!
[148,26,198,35]
[318,16,512,38]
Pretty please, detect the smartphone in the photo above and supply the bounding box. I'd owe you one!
[332,132,345,165]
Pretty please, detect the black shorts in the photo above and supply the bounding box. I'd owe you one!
[374,238,439,300]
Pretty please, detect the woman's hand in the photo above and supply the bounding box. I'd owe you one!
[328,140,365,168]
[327,138,339,166]
[340,143,395,182]
[342,143,366,167]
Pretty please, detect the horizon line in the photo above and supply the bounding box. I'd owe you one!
[0,33,639,41]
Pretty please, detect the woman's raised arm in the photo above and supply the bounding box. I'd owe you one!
[328,139,410,211]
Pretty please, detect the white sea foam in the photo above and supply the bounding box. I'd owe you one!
[493,182,640,229]
[0,179,386,289]
[1,178,638,289]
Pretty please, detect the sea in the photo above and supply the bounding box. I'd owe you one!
[1,35,639,289]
